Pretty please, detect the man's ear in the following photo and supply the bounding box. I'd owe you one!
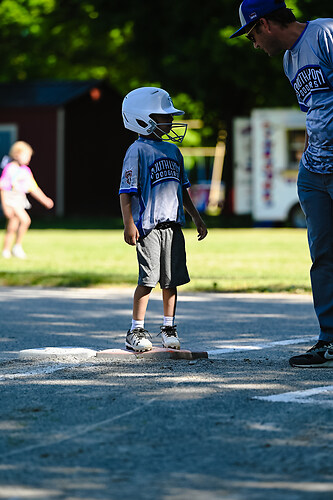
[260,18,272,33]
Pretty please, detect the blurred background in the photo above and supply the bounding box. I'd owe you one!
[0,0,331,228]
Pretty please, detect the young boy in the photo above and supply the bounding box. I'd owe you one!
[119,87,208,352]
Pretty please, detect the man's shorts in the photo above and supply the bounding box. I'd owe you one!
[136,223,190,289]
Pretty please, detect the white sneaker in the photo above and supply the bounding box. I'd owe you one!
[12,245,26,259]
[159,325,180,350]
[125,328,152,352]
[2,249,11,259]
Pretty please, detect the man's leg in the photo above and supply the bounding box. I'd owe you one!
[290,165,333,367]
[298,168,333,342]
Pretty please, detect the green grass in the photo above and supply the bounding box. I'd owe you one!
[0,227,312,293]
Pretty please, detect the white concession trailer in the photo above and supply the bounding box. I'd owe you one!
[233,108,307,227]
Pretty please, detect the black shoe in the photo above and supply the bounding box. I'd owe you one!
[289,340,333,368]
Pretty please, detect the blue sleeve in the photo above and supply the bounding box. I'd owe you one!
[119,144,139,195]
[317,26,333,68]
[178,149,191,188]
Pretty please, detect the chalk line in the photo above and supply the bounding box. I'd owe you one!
[0,364,72,381]
[207,336,317,356]
[254,385,333,406]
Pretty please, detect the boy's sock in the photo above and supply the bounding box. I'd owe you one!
[131,319,144,331]
[163,316,175,327]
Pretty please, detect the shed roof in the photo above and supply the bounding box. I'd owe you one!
[0,80,103,108]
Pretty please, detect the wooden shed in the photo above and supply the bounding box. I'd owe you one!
[0,80,133,217]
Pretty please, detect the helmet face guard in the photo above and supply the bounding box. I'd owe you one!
[122,87,187,143]
[152,122,188,143]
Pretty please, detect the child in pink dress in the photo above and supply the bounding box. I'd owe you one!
[0,141,54,258]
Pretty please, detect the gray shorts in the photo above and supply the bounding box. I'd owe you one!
[136,223,190,289]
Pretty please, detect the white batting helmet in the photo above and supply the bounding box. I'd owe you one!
[122,87,187,143]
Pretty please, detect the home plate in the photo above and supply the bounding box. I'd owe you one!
[19,347,97,362]
[96,347,208,360]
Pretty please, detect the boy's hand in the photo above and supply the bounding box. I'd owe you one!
[194,216,208,241]
[124,222,139,246]
[182,188,208,241]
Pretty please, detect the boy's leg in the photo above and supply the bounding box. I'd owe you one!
[160,287,180,349]
[125,285,153,352]
[162,287,177,318]
[158,226,189,350]
[133,285,152,321]
[127,231,160,352]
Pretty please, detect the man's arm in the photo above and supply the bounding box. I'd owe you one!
[120,193,139,246]
[183,188,208,241]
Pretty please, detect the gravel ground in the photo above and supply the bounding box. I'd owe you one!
[0,287,332,500]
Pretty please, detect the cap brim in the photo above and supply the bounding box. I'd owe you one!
[229,23,251,39]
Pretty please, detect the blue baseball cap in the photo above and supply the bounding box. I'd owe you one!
[230,0,286,38]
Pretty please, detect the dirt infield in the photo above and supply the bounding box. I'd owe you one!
[0,287,332,500]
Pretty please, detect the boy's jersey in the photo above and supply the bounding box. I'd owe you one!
[283,19,333,173]
[119,137,190,236]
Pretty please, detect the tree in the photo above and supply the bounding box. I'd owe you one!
[0,0,331,131]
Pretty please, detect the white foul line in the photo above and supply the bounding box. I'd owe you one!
[254,385,333,406]
[0,364,72,380]
[207,336,317,356]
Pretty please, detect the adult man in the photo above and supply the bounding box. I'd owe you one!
[230,0,333,367]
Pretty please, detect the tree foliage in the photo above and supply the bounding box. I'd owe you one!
[0,0,332,130]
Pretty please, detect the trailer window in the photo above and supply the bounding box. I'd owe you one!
[287,129,306,170]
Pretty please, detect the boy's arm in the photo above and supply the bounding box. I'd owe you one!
[183,187,208,241]
[120,193,139,246]
[30,187,54,209]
